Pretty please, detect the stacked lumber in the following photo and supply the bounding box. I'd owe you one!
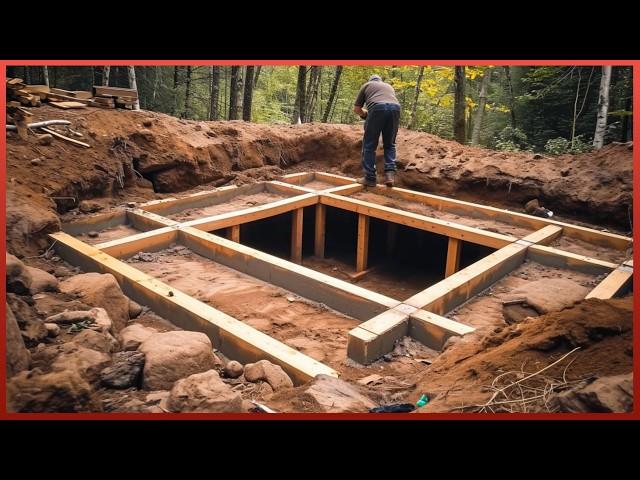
[6,78,42,107]
[93,85,138,110]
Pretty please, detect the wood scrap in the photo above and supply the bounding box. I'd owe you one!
[6,120,70,131]
[50,101,87,110]
[46,92,94,104]
[39,127,91,148]
[93,85,138,99]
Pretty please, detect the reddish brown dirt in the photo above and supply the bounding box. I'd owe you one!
[167,191,287,221]
[6,106,632,258]
[77,224,140,245]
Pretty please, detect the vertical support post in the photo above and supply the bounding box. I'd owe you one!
[227,225,240,243]
[445,237,462,277]
[314,204,326,258]
[387,222,398,257]
[291,208,303,263]
[357,214,370,273]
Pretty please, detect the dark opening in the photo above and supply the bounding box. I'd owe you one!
[239,211,292,259]
[460,241,496,269]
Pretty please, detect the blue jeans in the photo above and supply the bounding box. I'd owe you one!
[362,103,400,181]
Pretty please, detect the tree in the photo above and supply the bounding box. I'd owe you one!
[103,66,110,86]
[471,68,491,145]
[453,66,466,143]
[593,66,612,149]
[292,66,307,123]
[254,66,262,87]
[184,66,192,118]
[504,66,516,128]
[210,66,221,121]
[243,66,255,121]
[229,66,241,120]
[127,66,140,110]
[322,66,343,123]
[305,66,322,122]
[409,66,425,129]
[42,66,49,87]
[171,67,179,116]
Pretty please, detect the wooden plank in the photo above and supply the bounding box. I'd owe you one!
[139,184,252,215]
[520,225,563,245]
[40,127,91,148]
[278,172,314,185]
[127,209,178,230]
[266,180,316,195]
[314,203,326,258]
[445,237,462,278]
[227,225,240,243]
[320,192,516,249]
[527,245,618,275]
[49,101,86,110]
[366,184,631,251]
[585,267,633,299]
[315,171,361,185]
[96,227,178,258]
[356,214,370,272]
[93,85,138,99]
[291,208,303,263]
[322,184,363,195]
[46,93,94,104]
[62,209,128,235]
[409,309,475,350]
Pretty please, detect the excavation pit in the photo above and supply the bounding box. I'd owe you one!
[52,172,633,383]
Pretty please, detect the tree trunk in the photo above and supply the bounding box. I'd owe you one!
[322,66,342,123]
[305,66,322,122]
[254,66,262,87]
[471,69,491,145]
[103,66,111,86]
[621,95,632,142]
[292,66,307,124]
[210,66,220,121]
[42,66,50,87]
[243,66,255,121]
[127,66,140,110]
[171,67,179,116]
[184,66,192,118]
[593,66,612,149]
[25,67,31,84]
[504,66,517,128]
[229,66,241,120]
[453,66,466,144]
[152,66,160,109]
[408,66,425,129]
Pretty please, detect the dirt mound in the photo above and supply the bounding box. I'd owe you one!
[410,296,633,413]
[6,107,632,256]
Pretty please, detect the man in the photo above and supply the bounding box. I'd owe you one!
[354,74,401,187]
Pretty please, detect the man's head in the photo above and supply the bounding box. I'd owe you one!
[368,74,382,82]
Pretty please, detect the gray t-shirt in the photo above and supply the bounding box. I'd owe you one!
[354,80,400,109]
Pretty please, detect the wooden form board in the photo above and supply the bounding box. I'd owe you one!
[585,265,633,299]
[445,237,462,278]
[314,204,326,258]
[48,232,337,385]
[356,214,370,272]
[291,208,303,263]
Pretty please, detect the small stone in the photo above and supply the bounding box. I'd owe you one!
[142,119,153,127]
[223,360,244,379]
[244,360,293,391]
[286,296,296,302]
[30,158,43,166]
[44,323,60,337]
[524,198,540,214]
[128,301,143,319]
[100,351,146,389]
[88,231,99,238]
[37,134,54,145]
[126,202,136,208]
[79,200,103,214]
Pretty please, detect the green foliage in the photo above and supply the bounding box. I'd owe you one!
[544,136,594,155]
[493,126,530,152]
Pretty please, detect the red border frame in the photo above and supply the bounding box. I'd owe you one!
[1,59,637,421]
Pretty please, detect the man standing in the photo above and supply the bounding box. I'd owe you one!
[353,74,401,187]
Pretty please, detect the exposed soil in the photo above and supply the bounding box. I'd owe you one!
[76,224,140,245]
[167,191,287,222]
[301,180,336,190]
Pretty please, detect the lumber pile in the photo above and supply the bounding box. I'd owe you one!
[6,78,43,107]
[92,85,138,110]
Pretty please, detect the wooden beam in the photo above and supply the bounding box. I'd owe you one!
[527,245,618,275]
[127,209,178,230]
[314,203,326,258]
[585,267,633,299]
[62,210,128,236]
[315,171,361,185]
[139,184,256,215]
[356,214,370,272]
[93,85,138,99]
[266,181,316,195]
[409,309,475,350]
[96,227,178,258]
[445,237,462,278]
[320,192,516,249]
[321,184,363,195]
[48,232,337,385]
[291,208,303,263]
[278,172,314,185]
[227,225,240,243]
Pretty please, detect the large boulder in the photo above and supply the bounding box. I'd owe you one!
[6,304,30,378]
[139,331,220,390]
[6,253,32,294]
[7,369,101,413]
[167,370,243,413]
[60,273,129,332]
[35,343,112,383]
[71,329,120,354]
[551,373,633,413]
[119,323,157,351]
[26,266,59,294]
[100,351,145,389]
[244,360,293,391]
[302,374,377,413]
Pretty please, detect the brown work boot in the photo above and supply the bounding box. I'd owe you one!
[384,171,395,187]
[357,177,376,187]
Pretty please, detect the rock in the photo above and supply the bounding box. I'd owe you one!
[145,391,170,411]
[78,200,103,214]
[167,370,243,413]
[550,373,633,413]
[561,169,570,177]
[60,273,129,332]
[21,318,49,346]
[37,133,54,145]
[26,266,59,294]
[142,119,153,127]
[44,323,60,337]
[505,279,589,315]
[302,374,376,413]
[6,304,30,378]
[71,329,119,353]
[532,153,543,159]
[45,310,95,324]
[47,343,112,383]
[502,303,539,324]
[30,158,43,166]
[244,360,293,391]
[241,399,256,412]
[7,369,101,413]
[223,360,244,379]
[139,331,220,390]
[6,253,32,294]
[524,198,540,214]
[89,307,113,333]
[100,351,145,389]
[87,231,99,238]
[126,202,137,208]
[128,300,143,319]
[119,323,157,351]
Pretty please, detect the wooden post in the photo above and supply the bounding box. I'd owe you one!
[387,222,398,256]
[445,237,461,278]
[314,204,326,258]
[291,208,303,263]
[357,214,370,273]
[227,225,240,243]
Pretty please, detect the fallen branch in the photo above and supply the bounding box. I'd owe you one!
[6,120,71,131]
[40,127,91,148]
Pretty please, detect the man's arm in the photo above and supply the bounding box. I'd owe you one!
[354,85,367,119]
[354,105,367,119]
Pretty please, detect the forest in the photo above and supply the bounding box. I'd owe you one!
[7,65,633,154]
